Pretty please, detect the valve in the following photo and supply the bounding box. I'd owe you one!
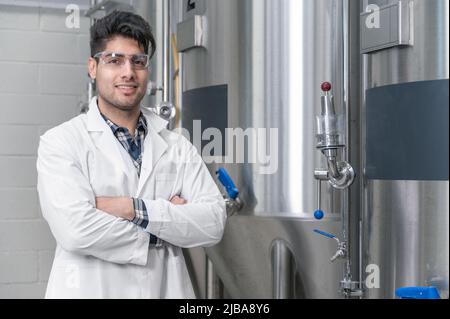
[216,168,243,216]
[313,229,347,262]
[313,169,328,220]
[154,101,176,121]
[147,81,163,96]
[312,83,359,298]
[217,168,239,200]
[321,82,332,92]
[315,82,355,190]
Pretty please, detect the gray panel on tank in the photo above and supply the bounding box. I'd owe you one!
[182,85,228,156]
[366,79,449,181]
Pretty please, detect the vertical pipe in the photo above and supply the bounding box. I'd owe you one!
[361,0,371,298]
[162,0,171,102]
[178,0,184,123]
[361,40,369,300]
[206,258,224,299]
[342,0,362,297]
[351,0,363,295]
[271,240,295,299]
[87,0,97,104]
[347,0,363,296]
[342,0,351,288]
[317,180,321,211]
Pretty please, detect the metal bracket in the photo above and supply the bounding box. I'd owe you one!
[84,0,134,18]
[177,15,207,52]
[360,0,414,54]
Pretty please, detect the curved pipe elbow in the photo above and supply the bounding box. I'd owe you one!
[327,156,342,180]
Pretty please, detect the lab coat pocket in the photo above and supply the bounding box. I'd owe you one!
[154,173,177,200]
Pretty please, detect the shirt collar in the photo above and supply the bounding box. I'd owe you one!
[87,97,168,134]
[100,112,148,137]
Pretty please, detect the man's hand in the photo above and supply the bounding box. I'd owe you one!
[96,196,187,221]
[96,197,135,221]
[170,196,187,205]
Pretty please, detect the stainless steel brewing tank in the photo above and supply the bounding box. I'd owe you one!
[177,0,354,298]
[362,0,449,298]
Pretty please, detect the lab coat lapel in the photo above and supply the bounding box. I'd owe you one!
[86,97,130,179]
[137,109,169,195]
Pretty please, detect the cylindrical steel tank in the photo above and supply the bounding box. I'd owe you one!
[175,0,361,298]
[92,0,448,299]
[361,0,449,299]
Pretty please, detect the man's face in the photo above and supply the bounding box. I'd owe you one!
[88,36,149,112]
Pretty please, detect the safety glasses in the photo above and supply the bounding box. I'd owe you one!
[93,52,150,70]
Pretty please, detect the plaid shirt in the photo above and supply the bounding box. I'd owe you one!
[101,112,161,246]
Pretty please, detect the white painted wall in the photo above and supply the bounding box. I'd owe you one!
[0,2,90,298]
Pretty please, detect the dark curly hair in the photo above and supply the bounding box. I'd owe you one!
[90,11,156,58]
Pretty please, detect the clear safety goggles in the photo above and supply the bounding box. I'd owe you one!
[93,52,150,70]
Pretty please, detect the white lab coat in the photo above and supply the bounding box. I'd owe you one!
[37,97,226,299]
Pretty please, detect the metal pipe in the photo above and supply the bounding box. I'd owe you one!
[327,156,342,180]
[206,258,223,299]
[87,0,97,107]
[0,0,90,10]
[361,41,366,298]
[350,0,364,297]
[317,179,321,210]
[361,25,371,300]
[342,0,363,298]
[342,0,350,253]
[271,240,295,299]
[162,0,171,103]
[341,0,352,298]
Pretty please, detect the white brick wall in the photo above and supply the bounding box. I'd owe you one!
[0,2,90,298]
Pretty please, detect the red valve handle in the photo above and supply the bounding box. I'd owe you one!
[321,82,332,92]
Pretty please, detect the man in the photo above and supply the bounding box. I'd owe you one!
[37,11,226,299]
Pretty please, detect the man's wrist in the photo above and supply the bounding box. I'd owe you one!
[131,198,149,228]
[131,198,161,246]
[128,197,136,221]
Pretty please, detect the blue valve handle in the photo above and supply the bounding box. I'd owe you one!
[314,179,325,220]
[314,229,336,239]
[216,168,239,200]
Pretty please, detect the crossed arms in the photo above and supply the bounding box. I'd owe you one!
[95,196,187,221]
[37,131,226,266]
